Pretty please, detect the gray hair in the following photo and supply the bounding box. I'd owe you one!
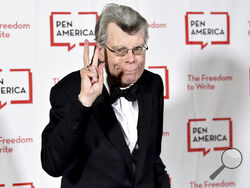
[95,3,148,47]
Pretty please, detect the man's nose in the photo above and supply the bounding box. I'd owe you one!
[125,49,136,63]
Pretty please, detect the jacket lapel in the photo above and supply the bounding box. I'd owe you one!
[135,83,153,183]
[92,86,133,178]
[92,72,153,183]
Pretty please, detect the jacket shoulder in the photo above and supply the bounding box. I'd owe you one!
[50,70,81,100]
[141,69,163,86]
[55,70,80,88]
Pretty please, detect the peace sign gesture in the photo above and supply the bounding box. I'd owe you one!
[78,39,105,107]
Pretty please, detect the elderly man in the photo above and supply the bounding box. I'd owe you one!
[41,3,170,188]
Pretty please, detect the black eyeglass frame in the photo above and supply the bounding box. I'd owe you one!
[105,44,148,57]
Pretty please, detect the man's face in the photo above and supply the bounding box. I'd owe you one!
[100,22,146,87]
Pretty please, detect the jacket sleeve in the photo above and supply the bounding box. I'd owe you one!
[41,84,92,177]
[153,75,170,188]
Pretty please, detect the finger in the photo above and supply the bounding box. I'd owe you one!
[97,63,105,84]
[92,45,100,67]
[80,66,95,77]
[90,45,96,65]
[83,70,98,83]
[85,72,98,79]
[85,64,97,75]
[90,66,99,83]
[83,39,90,68]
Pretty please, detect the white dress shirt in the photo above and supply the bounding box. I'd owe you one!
[104,71,139,153]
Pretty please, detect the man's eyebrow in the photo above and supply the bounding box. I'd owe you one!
[110,43,145,49]
[109,45,125,49]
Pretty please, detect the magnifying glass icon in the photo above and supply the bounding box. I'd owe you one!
[210,148,243,180]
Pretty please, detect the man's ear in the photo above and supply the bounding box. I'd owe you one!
[97,44,105,62]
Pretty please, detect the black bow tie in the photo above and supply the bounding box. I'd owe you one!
[110,84,139,104]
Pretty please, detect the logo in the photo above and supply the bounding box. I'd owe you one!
[0,69,33,110]
[50,11,98,51]
[248,21,250,36]
[0,136,33,154]
[189,180,236,188]
[162,131,170,136]
[148,21,167,29]
[0,182,34,188]
[148,66,169,99]
[52,77,60,85]
[0,22,30,39]
[187,73,233,91]
[185,12,230,49]
[187,117,233,156]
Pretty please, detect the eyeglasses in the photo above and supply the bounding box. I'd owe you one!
[105,44,148,57]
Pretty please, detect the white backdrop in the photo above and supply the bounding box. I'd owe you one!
[1,0,250,187]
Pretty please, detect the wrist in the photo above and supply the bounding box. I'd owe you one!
[78,94,93,107]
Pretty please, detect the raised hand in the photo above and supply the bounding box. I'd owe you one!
[78,39,105,107]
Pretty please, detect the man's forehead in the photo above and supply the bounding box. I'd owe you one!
[106,22,144,46]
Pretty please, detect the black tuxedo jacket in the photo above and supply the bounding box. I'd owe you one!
[41,69,170,188]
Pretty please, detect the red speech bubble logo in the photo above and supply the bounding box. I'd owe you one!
[185,12,230,49]
[0,69,7,109]
[50,12,98,51]
[187,118,232,156]
[13,182,34,188]
[0,69,33,110]
[148,66,169,99]
[0,182,34,188]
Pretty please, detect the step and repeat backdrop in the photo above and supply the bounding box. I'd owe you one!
[1,0,250,187]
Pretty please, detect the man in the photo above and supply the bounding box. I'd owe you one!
[41,3,170,188]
